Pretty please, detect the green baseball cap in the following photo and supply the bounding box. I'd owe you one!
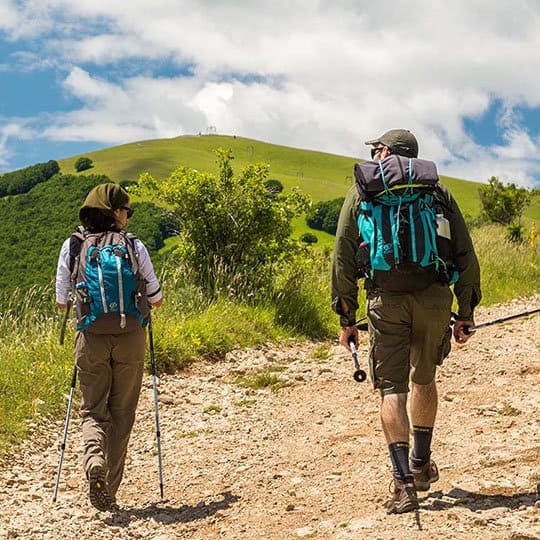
[365,129,418,158]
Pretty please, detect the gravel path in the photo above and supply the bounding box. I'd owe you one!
[1,295,539,539]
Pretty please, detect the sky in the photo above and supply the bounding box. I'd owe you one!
[1,1,540,188]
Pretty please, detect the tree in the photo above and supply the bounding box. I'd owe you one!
[479,176,532,242]
[306,197,344,235]
[136,148,311,295]
[479,176,530,226]
[75,157,93,172]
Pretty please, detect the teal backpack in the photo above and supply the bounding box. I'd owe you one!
[354,155,458,292]
[69,228,150,331]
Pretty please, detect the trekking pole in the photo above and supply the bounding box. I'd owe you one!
[52,363,77,502]
[348,337,367,383]
[59,299,72,345]
[462,307,540,334]
[148,313,164,499]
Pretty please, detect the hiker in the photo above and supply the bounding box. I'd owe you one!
[331,129,481,514]
[55,183,163,511]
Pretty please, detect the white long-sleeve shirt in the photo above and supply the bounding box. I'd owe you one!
[55,236,163,305]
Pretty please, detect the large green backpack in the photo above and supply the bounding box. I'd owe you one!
[354,155,458,292]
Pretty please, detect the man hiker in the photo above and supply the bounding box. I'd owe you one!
[331,129,481,514]
[55,183,163,511]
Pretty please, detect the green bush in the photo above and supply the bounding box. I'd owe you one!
[137,148,311,296]
[479,176,531,226]
[306,197,344,235]
[264,178,284,195]
[74,157,93,172]
[301,232,318,244]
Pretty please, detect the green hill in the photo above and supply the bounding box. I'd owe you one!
[58,134,501,218]
[58,134,540,228]
[1,134,538,293]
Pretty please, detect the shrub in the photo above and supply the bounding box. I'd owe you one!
[306,197,344,235]
[75,157,93,172]
[136,148,311,296]
[264,178,284,195]
[301,232,318,244]
[479,176,530,226]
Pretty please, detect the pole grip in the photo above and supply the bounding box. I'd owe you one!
[348,337,367,383]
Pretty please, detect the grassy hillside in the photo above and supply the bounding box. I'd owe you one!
[0,134,536,292]
[57,134,520,223]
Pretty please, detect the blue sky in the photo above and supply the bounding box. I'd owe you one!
[1,1,540,187]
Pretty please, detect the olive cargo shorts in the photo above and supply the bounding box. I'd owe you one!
[367,282,453,395]
[75,326,146,497]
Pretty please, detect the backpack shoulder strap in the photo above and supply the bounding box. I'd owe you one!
[68,228,86,274]
[120,231,141,274]
[433,183,454,215]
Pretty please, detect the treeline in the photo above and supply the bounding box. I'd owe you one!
[0,160,60,197]
[306,197,344,235]
[0,173,170,292]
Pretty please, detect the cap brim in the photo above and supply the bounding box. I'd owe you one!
[364,138,380,145]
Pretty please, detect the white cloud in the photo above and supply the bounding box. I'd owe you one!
[2,1,540,186]
[0,121,35,167]
[42,68,206,143]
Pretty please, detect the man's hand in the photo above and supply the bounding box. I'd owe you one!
[453,319,475,343]
[339,325,359,351]
[57,303,67,310]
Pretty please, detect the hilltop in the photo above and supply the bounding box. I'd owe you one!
[56,134,488,217]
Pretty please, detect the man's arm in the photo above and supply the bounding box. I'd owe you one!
[331,186,361,345]
[440,185,482,337]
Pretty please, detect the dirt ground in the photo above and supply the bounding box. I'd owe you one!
[0,295,539,540]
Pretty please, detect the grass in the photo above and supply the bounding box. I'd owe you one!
[177,430,202,439]
[0,223,538,455]
[203,405,223,414]
[311,344,332,363]
[0,286,74,454]
[497,402,522,417]
[232,370,288,392]
[471,224,540,306]
[234,399,257,408]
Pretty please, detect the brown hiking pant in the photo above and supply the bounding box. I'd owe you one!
[367,282,453,395]
[75,326,146,498]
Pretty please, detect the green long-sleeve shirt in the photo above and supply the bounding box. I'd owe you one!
[331,182,481,326]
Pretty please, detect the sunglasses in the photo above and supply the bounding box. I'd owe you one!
[120,206,134,218]
[370,146,386,159]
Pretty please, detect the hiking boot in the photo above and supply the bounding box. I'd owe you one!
[410,459,439,492]
[109,494,120,512]
[88,465,112,511]
[385,476,419,514]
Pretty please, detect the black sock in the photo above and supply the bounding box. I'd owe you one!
[389,442,411,479]
[411,425,433,466]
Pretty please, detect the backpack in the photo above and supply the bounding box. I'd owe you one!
[354,155,458,292]
[69,228,150,331]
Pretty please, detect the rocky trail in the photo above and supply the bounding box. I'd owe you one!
[1,296,539,539]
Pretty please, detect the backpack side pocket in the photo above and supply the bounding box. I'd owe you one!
[74,282,92,330]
